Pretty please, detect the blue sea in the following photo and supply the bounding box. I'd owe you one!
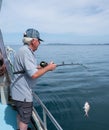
[10,44,109,130]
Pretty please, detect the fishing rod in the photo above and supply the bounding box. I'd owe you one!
[13,61,88,75]
[40,61,88,69]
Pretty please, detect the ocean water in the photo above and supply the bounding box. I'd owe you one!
[10,44,109,130]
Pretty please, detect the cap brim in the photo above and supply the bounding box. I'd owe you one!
[38,38,44,42]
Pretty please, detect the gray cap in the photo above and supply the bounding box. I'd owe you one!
[24,28,43,41]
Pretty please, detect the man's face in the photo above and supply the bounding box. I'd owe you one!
[31,39,40,51]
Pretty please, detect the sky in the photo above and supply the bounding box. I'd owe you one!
[0,0,109,44]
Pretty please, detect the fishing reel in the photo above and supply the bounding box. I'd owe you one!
[40,61,48,68]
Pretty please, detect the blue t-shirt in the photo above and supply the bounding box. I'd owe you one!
[11,45,38,102]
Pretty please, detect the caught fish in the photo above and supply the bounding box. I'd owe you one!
[83,101,90,117]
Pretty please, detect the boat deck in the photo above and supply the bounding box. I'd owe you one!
[0,103,17,130]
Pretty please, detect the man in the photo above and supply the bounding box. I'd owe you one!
[11,28,56,130]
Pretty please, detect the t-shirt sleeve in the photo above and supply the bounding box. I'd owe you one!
[23,51,38,77]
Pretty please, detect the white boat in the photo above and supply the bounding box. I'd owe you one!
[0,1,63,129]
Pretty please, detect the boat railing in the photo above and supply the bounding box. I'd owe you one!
[32,92,63,130]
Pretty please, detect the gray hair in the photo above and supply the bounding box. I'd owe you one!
[22,37,33,45]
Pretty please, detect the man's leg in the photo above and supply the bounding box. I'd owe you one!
[17,114,28,130]
[15,101,33,130]
[19,120,28,130]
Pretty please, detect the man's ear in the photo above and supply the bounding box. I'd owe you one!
[31,38,35,42]
[31,39,35,45]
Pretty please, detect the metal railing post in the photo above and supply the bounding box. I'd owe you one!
[43,109,47,130]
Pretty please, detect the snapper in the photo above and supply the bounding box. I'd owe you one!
[83,101,90,117]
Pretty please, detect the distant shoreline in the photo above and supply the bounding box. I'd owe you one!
[5,43,109,46]
[46,43,109,45]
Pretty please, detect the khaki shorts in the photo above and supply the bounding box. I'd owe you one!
[14,100,33,124]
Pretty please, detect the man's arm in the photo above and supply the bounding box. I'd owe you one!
[31,62,56,79]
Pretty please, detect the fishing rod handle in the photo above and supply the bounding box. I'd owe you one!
[40,61,58,68]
